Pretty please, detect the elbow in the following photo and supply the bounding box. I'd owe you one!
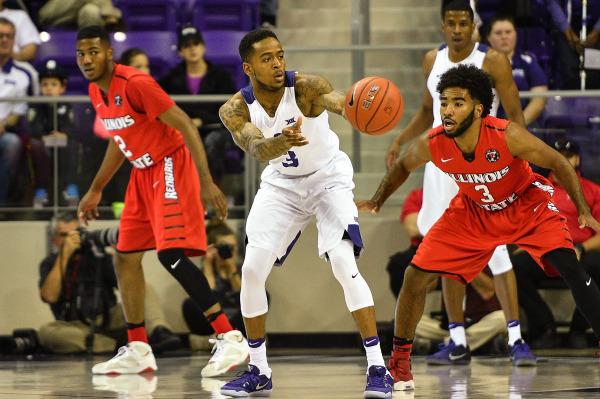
[40,289,58,304]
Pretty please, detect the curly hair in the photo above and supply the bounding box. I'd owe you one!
[436,64,494,117]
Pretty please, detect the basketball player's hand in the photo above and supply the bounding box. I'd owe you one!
[579,213,600,233]
[281,116,308,148]
[202,182,228,220]
[356,199,380,215]
[78,190,101,226]
[386,140,401,170]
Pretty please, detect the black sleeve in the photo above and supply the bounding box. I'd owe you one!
[38,253,58,288]
[57,104,76,135]
[27,105,50,139]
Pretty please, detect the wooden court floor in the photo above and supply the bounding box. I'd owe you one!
[0,354,599,398]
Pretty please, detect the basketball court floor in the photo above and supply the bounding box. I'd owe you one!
[0,352,599,398]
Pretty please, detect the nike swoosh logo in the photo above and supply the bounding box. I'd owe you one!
[348,83,358,107]
[96,103,102,108]
[448,352,466,361]
[586,277,592,286]
[365,338,377,345]
[533,203,542,213]
[441,158,453,163]
[256,380,270,390]
[352,273,359,278]
[153,181,160,189]
[171,259,181,269]
[325,185,335,190]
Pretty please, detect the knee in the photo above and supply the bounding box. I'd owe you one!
[241,261,266,286]
[402,266,437,294]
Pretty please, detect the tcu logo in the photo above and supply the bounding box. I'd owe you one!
[362,85,380,109]
[485,148,500,163]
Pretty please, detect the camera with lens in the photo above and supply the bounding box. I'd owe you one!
[0,329,39,355]
[76,226,119,249]
[216,243,233,260]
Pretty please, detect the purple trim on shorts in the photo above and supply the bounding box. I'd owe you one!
[275,230,302,266]
[346,224,364,257]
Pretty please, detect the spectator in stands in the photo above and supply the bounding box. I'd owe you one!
[543,0,600,89]
[120,48,149,75]
[39,0,122,30]
[0,17,35,206]
[487,15,548,126]
[28,60,80,208]
[0,0,40,62]
[512,138,600,349]
[38,212,181,354]
[182,219,244,340]
[386,188,505,355]
[159,25,239,186]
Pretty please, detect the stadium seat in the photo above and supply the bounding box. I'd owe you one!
[191,0,260,31]
[203,30,247,89]
[111,31,179,79]
[114,0,178,31]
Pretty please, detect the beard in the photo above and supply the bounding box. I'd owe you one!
[443,108,475,138]
[253,72,284,92]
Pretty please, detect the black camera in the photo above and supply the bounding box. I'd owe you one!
[216,244,233,260]
[0,329,39,355]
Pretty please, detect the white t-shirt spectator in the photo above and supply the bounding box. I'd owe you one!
[0,59,35,119]
[0,7,40,54]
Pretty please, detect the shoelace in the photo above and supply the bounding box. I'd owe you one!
[367,368,387,386]
[208,337,226,361]
[113,345,131,359]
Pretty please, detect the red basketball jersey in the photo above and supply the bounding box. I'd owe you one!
[89,64,185,169]
[428,115,535,211]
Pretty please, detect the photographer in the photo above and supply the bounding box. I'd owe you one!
[182,219,244,338]
[38,212,181,354]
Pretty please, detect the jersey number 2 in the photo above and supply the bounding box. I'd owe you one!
[114,135,132,157]
[475,184,495,203]
[273,133,299,167]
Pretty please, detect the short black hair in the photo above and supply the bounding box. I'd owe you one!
[76,25,110,45]
[441,0,474,22]
[239,29,279,62]
[487,14,516,35]
[436,64,494,117]
[120,47,146,66]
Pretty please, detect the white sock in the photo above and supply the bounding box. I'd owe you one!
[363,336,385,369]
[449,323,467,347]
[248,339,271,378]
[507,320,522,346]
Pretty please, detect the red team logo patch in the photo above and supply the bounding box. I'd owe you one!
[485,148,500,163]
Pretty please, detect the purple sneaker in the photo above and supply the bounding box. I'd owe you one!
[509,339,537,367]
[426,339,471,365]
[364,365,392,398]
[220,365,272,397]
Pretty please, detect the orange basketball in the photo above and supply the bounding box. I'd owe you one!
[344,76,404,135]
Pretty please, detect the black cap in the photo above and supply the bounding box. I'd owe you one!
[553,138,580,156]
[39,59,67,83]
[178,25,204,49]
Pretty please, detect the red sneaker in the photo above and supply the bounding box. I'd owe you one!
[388,350,415,391]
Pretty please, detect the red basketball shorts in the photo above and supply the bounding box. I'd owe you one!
[411,179,573,283]
[117,145,206,256]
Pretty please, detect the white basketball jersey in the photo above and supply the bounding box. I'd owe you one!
[418,43,499,235]
[241,71,340,176]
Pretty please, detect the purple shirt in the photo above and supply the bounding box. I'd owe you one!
[545,0,600,32]
[186,75,203,95]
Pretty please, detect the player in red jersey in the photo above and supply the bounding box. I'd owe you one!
[359,64,600,391]
[75,26,248,376]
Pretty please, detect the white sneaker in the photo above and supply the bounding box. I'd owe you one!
[201,330,249,377]
[92,341,157,375]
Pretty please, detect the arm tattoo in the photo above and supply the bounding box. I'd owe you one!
[219,97,290,163]
[297,74,345,116]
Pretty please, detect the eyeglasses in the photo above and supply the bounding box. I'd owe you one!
[0,33,15,40]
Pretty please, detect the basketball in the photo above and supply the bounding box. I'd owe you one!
[344,77,404,135]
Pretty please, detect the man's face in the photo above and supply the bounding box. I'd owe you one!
[179,41,205,64]
[442,11,475,51]
[488,20,517,55]
[52,220,79,248]
[41,77,66,97]
[76,37,113,82]
[440,87,479,138]
[244,37,286,91]
[0,22,15,58]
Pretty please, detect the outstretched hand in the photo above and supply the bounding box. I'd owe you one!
[78,190,101,226]
[356,199,380,215]
[281,116,308,148]
[202,182,228,220]
[579,213,600,233]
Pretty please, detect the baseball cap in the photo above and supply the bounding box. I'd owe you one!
[553,138,580,156]
[178,25,204,49]
[39,59,67,83]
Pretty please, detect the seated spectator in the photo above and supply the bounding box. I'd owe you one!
[387,188,505,354]
[39,0,122,30]
[0,17,34,206]
[487,15,548,126]
[120,48,149,75]
[183,219,244,344]
[28,60,79,208]
[38,212,181,354]
[543,0,600,89]
[159,25,240,187]
[0,0,40,62]
[512,138,600,349]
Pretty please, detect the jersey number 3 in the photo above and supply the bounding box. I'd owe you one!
[475,184,495,203]
[273,133,299,167]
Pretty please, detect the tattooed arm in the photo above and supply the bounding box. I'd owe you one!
[219,92,308,163]
[295,73,345,117]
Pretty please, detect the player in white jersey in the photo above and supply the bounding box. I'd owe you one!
[385,0,536,369]
[217,29,393,397]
